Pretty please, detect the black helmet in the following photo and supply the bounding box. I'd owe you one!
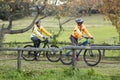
[75,18,84,24]
[35,20,41,24]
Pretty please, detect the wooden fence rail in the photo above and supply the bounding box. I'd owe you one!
[63,45,120,50]
[1,45,120,51]
[0,45,120,70]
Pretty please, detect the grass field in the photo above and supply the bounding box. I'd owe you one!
[0,56,120,80]
[3,14,118,44]
[0,14,120,80]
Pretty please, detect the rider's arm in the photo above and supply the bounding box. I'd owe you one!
[41,27,52,37]
[82,24,93,38]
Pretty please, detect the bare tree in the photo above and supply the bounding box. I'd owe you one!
[98,0,120,43]
[0,0,48,47]
[1,0,98,46]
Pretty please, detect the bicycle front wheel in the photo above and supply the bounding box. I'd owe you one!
[22,45,35,61]
[46,45,61,62]
[60,50,73,65]
[83,49,101,66]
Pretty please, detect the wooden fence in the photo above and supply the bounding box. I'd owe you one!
[0,45,120,70]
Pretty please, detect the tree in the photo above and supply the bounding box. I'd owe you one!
[98,0,120,43]
[0,0,99,46]
[0,0,48,47]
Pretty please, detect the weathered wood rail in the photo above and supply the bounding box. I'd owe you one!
[63,45,120,50]
[0,45,120,70]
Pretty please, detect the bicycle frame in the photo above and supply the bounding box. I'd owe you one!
[76,38,90,57]
[61,36,101,66]
[66,37,90,57]
[22,38,62,62]
[36,38,50,49]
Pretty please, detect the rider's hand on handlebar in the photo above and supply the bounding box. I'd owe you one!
[82,35,94,39]
[50,36,53,39]
[90,37,94,39]
[89,37,94,43]
[43,36,47,40]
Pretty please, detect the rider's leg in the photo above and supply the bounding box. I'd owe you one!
[31,36,38,47]
[36,39,41,47]
[31,36,40,60]
[69,35,79,60]
[70,35,78,46]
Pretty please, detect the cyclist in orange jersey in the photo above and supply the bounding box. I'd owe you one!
[70,18,93,60]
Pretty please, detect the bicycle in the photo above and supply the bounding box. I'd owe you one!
[60,36,101,66]
[22,37,62,62]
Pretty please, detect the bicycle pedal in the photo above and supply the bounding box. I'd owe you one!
[51,52,54,54]
[90,54,94,57]
[37,53,40,56]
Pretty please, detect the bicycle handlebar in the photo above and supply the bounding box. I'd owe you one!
[82,35,93,39]
[78,35,94,45]
[40,37,49,43]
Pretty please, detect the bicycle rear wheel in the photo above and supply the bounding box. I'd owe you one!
[60,50,73,65]
[22,45,35,61]
[46,45,61,62]
[83,49,101,66]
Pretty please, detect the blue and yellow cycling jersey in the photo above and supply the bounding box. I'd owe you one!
[31,25,52,39]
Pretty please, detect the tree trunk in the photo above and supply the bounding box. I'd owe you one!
[0,26,5,47]
[88,8,92,16]
[119,32,120,44]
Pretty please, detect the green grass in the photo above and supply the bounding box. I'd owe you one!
[4,14,118,44]
[0,56,120,80]
[0,59,119,80]
[1,14,120,80]
[0,65,112,80]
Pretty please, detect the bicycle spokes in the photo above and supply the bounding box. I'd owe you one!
[89,50,94,57]
[46,45,61,62]
[60,50,73,65]
[83,50,101,66]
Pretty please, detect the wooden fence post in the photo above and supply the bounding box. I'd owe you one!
[72,49,77,69]
[17,47,21,71]
[102,49,106,56]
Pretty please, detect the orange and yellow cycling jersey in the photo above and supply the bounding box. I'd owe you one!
[72,24,93,39]
[31,25,52,39]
